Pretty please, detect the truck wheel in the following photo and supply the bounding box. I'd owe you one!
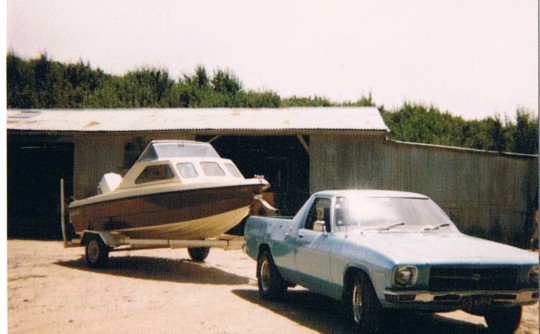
[347,273,381,333]
[257,251,287,300]
[188,247,210,262]
[85,235,109,268]
[484,306,522,333]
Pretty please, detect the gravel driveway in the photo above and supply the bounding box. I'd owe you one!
[7,240,539,333]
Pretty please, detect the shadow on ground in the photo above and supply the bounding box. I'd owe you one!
[55,255,250,285]
[233,289,488,334]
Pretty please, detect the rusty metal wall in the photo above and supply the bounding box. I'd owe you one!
[310,135,538,247]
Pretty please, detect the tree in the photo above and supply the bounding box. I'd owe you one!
[7,53,35,108]
[509,110,538,154]
[212,69,241,95]
[341,93,376,107]
[281,95,332,107]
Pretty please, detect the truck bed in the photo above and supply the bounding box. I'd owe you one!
[244,215,295,260]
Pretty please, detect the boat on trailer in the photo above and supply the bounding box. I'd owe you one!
[66,140,271,266]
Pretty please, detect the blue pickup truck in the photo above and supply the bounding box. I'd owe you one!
[244,190,539,333]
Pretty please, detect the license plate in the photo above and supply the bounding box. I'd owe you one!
[462,296,493,313]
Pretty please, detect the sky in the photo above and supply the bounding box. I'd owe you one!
[5,0,539,120]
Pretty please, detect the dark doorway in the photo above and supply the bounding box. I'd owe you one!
[197,135,310,216]
[7,141,74,239]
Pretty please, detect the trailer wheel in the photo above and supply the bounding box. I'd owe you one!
[257,250,287,300]
[188,247,210,262]
[85,235,109,268]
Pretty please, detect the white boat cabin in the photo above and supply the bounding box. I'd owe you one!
[98,140,245,194]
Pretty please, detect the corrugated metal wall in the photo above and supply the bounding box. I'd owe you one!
[310,134,387,191]
[73,134,126,199]
[310,135,538,247]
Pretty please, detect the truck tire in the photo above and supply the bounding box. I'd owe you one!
[85,235,109,268]
[188,247,210,262]
[346,272,381,333]
[257,251,287,300]
[484,306,522,333]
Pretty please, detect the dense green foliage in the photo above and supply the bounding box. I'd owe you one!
[381,103,538,154]
[7,54,280,109]
[6,53,538,154]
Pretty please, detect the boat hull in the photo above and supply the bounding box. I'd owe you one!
[113,207,250,240]
[69,182,264,240]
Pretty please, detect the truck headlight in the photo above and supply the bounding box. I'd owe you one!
[529,266,539,285]
[393,266,418,287]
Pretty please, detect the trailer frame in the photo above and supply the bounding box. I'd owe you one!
[64,229,245,266]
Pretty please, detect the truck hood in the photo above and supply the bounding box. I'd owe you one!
[345,232,537,265]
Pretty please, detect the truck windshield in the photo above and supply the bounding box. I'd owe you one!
[334,196,454,232]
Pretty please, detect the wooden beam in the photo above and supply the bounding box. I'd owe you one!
[297,135,310,155]
[208,135,221,144]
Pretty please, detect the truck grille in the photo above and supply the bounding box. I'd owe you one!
[429,267,518,292]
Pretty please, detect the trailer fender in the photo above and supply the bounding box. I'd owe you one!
[80,230,118,248]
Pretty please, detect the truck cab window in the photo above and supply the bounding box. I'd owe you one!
[305,198,331,232]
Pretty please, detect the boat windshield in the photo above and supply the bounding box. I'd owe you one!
[334,196,455,233]
[138,141,220,161]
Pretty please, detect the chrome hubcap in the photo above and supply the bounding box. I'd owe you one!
[88,241,99,262]
[352,282,363,324]
[260,260,270,291]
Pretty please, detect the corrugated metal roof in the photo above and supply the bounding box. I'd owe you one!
[7,107,388,133]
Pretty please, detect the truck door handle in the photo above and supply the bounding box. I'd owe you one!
[298,232,304,238]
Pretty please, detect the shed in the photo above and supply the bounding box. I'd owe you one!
[7,107,537,246]
[7,107,387,238]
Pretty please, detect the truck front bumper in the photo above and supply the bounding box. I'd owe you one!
[384,289,538,306]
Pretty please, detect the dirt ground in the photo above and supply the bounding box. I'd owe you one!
[7,240,539,333]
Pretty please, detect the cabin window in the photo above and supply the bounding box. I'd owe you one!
[135,164,175,184]
[224,163,243,178]
[177,163,198,178]
[200,162,226,176]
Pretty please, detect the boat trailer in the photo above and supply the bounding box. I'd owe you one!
[61,180,277,267]
[63,229,246,267]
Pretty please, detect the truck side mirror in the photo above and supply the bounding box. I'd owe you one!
[313,220,327,233]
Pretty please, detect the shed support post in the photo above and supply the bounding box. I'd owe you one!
[60,178,68,247]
